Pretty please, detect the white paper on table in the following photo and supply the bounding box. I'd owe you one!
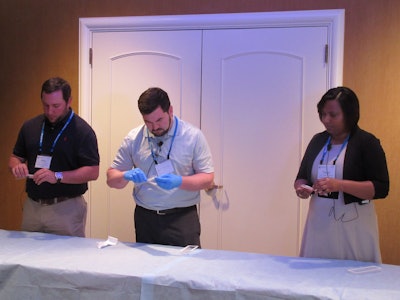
[348,265,382,274]
[179,245,199,255]
[97,236,118,249]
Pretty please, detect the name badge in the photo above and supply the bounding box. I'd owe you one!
[155,160,174,176]
[35,155,52,169]
[317,164,336,179]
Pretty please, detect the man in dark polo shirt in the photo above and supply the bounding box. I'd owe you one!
[8,77,100,237]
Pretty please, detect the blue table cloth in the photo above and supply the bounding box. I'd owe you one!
[1,230,399,299]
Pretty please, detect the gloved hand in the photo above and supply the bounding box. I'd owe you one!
[155,173,182,190]
[123,168,147,183]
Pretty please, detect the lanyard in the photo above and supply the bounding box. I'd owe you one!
[148,116,178,164]
[319,134,349,165]
[39,110,74,154]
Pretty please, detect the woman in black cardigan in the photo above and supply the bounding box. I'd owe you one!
[294,87,389,263]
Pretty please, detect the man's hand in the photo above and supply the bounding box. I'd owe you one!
[155,174,182,190]
[123,168,147,183]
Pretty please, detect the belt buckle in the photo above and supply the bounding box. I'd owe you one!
[39,197,59,205]
[156,210,166,215]
[39,198,52,206]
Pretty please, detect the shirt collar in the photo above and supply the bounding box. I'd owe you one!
[44,108,73,128]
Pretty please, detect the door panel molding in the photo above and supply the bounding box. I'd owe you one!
[79,10,344,123]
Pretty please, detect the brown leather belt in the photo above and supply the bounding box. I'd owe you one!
[138,205,196,215]
[30,196,76,206]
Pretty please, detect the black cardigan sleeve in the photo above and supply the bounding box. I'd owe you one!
[295,131,328,185]
[342,128,389,203]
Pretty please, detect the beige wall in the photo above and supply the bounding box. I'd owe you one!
[1,0,399,264]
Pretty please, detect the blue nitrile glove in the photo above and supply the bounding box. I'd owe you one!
[155,173,182,190]
[123,168,147,183]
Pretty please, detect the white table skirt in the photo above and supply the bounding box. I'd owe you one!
[1,229,399,299]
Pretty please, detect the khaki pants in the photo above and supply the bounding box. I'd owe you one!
[21,196,87,237]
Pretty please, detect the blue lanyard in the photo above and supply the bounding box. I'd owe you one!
[148,116,178,164]
[320,134,349,165]
[39,110,74,154]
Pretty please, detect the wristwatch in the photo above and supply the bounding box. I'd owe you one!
[54,172,63,183]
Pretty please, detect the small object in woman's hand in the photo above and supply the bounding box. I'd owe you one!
[301,184,315,194]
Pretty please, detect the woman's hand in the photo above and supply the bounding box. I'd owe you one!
[294,180,315,199]
[314,177,342,194]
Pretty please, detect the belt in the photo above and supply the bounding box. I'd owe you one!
[30,196,77,206]
[139,205,195,215]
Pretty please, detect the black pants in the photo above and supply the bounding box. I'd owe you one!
[134,205,201,247]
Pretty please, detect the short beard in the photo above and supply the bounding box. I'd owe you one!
[152,128,168,137]
[152,115,172,137]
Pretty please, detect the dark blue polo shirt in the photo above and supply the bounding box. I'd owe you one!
[13,109,100,199]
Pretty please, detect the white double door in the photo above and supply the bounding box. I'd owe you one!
[88,16,331,256]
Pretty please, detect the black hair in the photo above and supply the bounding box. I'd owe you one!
[41,77,71,102]
[317,86,360,131]
[138,87,171,115]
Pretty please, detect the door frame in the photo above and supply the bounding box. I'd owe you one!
[78,10,344,237]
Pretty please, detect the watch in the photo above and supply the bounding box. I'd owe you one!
[54,172,63,183]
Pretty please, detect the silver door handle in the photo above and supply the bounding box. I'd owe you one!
[205,184,223,192]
